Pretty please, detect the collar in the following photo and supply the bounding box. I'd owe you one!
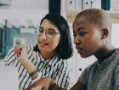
[38,53,59,67]
[97,48,119,70]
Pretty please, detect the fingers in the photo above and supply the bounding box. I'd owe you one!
[24,88,28,90]
[25,83,43,90]
[14,45,24,57]
[19,45,22,52]
[42,87,48,90]
[25,86,38,90]
[14,46,19,57]
[24,87,44,90]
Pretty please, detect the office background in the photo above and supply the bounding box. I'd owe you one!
[0,0,119,86]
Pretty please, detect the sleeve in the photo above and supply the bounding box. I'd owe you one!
[78,67,89,86]
[52,60,72,89]
[4,46,16,66]
[114,65,119,90]
[4,45,32,66]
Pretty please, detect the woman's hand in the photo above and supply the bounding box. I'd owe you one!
[14,45,28,65]
[24,77,54,90]
[14,45,22,57]
[14,45,28,56]
[14,45,39,80]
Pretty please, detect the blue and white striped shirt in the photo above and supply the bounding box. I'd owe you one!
[4,45,71,90]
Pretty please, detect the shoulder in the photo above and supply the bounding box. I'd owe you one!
[78,61,98,86]
[114,49,119,72]
[115,50,119,61]
[110,48,119,68]
[4,46,15,64]
[112,48,119,61]
[5,46,14,58]
[113,63,119,90]
[114,64,119,80]
[78,60,98,80]
[115,64,119,71]
[8,46,14,53]
[84,60,98,72]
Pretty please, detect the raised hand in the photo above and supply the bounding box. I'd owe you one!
[14,45,28,65]
[14,45,23,57]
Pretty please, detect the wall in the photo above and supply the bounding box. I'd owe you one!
[0,0,49,59]
[0,0,49,10]
[1,26,37,58]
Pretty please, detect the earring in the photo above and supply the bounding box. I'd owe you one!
[102,39,105,46]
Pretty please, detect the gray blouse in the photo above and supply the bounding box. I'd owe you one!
[78,48,119,90]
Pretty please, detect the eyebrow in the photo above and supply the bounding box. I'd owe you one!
[40,27,56,31]
[48,28,55,30]
[77,27,86,31]
[39,27,43,29]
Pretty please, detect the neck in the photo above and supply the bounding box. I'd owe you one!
[40,50,56,60]
[94,42,116,63]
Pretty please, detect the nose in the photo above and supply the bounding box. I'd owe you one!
[74,36,81,44]
[40,31,47,39]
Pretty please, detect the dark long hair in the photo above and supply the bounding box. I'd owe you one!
[34,13,73,60]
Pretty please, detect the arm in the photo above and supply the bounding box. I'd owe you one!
[54,82,86,90]
[4,47,16,66]
[14,45,40,80]
[50,60,87,90]
[4,46,40,83]
[24,61,89,90]
[24,77,86,90]
[70,82,87,90]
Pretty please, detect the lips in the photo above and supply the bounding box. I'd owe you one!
[76,47,83,50]
[39,42,48,45]
[76,46,84,53]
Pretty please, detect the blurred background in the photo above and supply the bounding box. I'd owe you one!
[0,0,119,86]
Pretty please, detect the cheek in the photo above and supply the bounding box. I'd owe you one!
[92,33,102,47]
[37,36,39,44]
[85,34,102,50]
[49,36,60,49]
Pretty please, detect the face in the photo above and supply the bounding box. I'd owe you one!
[37,19,61,53]
[73,16,103,58]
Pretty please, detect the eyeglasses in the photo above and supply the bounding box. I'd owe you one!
[35,27,60,39]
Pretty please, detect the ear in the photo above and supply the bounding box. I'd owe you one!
[101,28,109,39]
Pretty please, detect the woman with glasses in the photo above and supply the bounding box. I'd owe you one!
[4,14,73,90]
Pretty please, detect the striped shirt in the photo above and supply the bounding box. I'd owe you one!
[4,45,71,90]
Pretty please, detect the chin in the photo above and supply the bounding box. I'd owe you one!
[38,46,45,52]
[39,47,52,52]
[39,48,47,52]
[80,54,90,58]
